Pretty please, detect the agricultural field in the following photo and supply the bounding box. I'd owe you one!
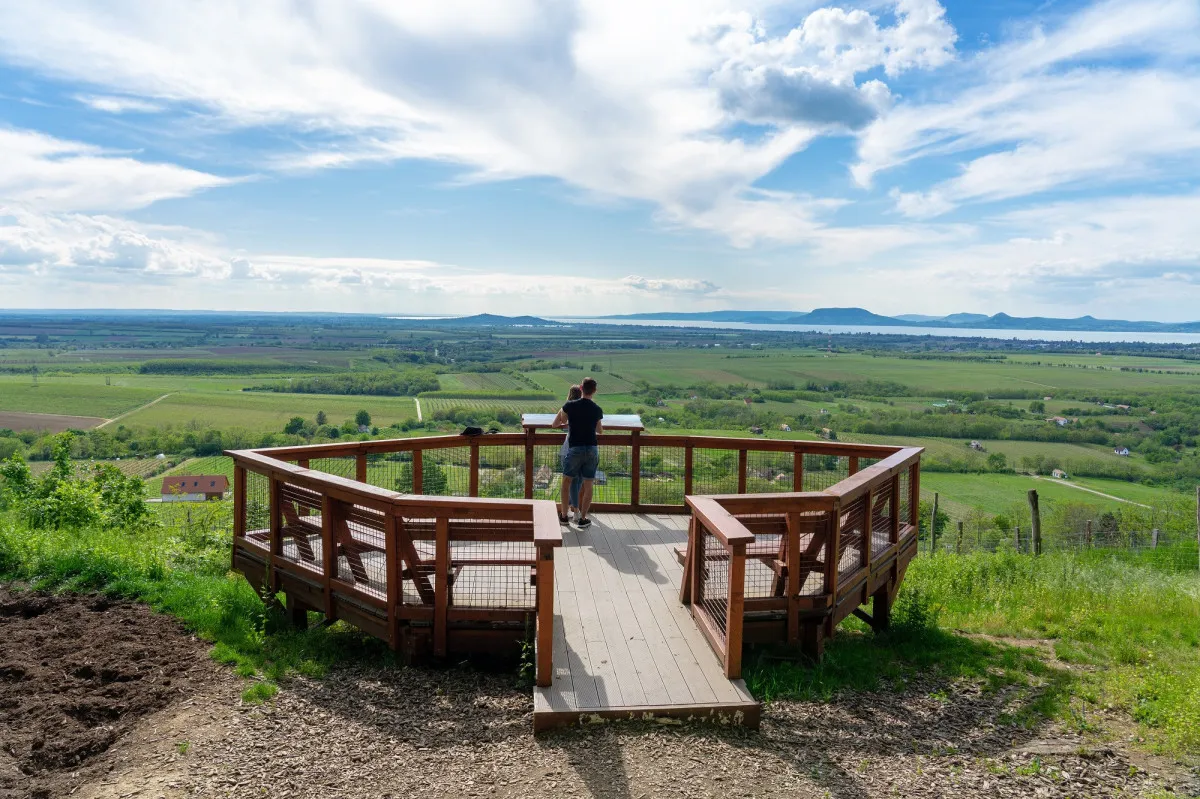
[421,397,560,417]
[0,378,163,419]
[118,391,417,432]
[525,369,639,396]
[0,410,106,433]
[437,372,536,392]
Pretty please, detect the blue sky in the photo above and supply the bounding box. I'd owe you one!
[1,0,1198,319]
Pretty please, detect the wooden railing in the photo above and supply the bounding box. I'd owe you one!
[229,431,921,685]
[228,449,562,686]
[679,448,923,678]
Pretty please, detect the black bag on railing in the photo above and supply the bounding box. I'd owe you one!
[461,426,484,436]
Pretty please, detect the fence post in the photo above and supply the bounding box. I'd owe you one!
[1014,524,1020,553]
[955,521,964,554]
[1028,490,1042,556]
[1152,528,1159,549]
[1086,519,1093,548]
[930,492,939,553]
[1195,485,1199,571]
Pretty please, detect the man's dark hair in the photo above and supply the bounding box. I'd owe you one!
[581,377,598,395]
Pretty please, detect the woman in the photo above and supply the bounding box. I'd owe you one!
[559,384,583,522]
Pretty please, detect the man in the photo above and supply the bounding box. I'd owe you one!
[551,376,603,528]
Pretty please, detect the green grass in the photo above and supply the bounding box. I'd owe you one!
[438,372,534,392]
[921,472,1131,518]
[748,549,1200,758]
[119,391,417,431]
[0,378,163,418]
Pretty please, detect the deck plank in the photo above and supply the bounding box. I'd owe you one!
[534,512,758,726]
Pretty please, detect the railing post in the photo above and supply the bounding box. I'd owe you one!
[691,521,705,607]
[823,503,842,639]
[268,476,283,595]
[434,515,450,657]
[355,453,367,483]
[683,445,693,497]
[321,495,336,619]
[737,449,747,494]
[889,474,900,545]
[536,544,555,687]
[908,463,919,528]
[630,430,641,509]
[386,514,401,650]
[680,516,695,604]
[232,465,246,571]
[793,449,804,492]
[785,512,801,643]
[863,488,873,571]
[524,428,535,499]
[724,541,745,679]
[469,443,479,497]
[412,449,423,495]
[849,456,859,475]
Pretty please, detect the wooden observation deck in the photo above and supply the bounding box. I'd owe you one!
[227,427,921,732]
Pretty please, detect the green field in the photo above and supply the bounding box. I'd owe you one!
[144,455,235,494]
[438,372,534,392]
[421,397,560,417]
[0,378,163,418]
[120,392,417,431]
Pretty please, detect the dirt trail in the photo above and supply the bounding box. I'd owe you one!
[96,393,172,429]
[1033,475,1152,508]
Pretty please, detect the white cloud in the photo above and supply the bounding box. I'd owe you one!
[0,128,232,212]
[74,94,164,113]
[621,275,719,294]
[0,0,956,246]
[855,0,1200,217]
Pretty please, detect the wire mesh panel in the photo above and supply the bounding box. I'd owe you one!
[897,469,912,529]
[638,445,686,506]
[478,445,524,499]
[310,456,356,481]
[423,446,470,497]
[837,494,867,579]
[870,482,894,555]
[531,444,562,502]
[336,502,389,601]
[745,450,792,494]
[691,448,740,495]
[802,454,849,491]
[696,526,730,642]
[243,469,271,546]
[593,444,632,505]
[365,452,411,493]
[735,513,786,600]
[449,521,537,610]
[277,480,324,574]
[795,511,831,596]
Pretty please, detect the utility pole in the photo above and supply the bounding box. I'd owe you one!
[1028,489,1042,556]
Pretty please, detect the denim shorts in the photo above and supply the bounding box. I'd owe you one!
[562,445,599,479]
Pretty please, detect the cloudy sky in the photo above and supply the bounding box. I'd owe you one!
[1,0,1198,319]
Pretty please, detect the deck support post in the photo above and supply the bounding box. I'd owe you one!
[535,545,555,687]
[232,465,246,571]
[793,449,804,491]
[630,430,641,509]
[737,449,747,494]
[683,446,693,496]
[321,495,337,619]
[434,516,450,657]
[469,443,479,497]
[285,593,309,629]
[524,428,535,499]
[386,514,402,650]
[785,512,801,643]
[412,449,423,494]
[268,476,282,595]
[679,517,696,605]
[724,542,746,679]
[355,453,367,483]
[849,456,859,475]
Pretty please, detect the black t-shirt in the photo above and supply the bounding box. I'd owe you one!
[562,398,603,447]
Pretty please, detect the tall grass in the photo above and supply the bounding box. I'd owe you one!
[0,510,393,702]
[906,549,1200,755]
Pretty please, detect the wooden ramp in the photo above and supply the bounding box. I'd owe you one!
[533,513,760,732]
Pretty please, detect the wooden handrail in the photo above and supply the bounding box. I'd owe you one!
[823,447,923,505]
[686,496,756,546]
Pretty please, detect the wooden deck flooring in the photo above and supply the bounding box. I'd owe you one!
[533,513,760,731]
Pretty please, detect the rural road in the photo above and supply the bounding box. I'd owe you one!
[1033,475,1151,508]
[414,397,422,422]
[97,393,173,429]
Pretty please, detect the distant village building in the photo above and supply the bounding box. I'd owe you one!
[1043,396,1053,401]
[780,423,791,432]
[1047,416,1071,427]
[1114,447,1130,456]
[1051,468,1069,479]
[969,440,985,451]
[743,397,753,406]
[161,475,228,502]
[1115,404,1130,411]
[750,426,764,435]
[820,428,834,440]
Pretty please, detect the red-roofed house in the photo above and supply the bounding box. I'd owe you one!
[162,475,228,502]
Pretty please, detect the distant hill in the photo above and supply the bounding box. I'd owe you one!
[422,314,558,327]
[784,307,918,326]
[597,310,801,323]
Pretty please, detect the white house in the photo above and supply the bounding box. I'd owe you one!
[1114,447,1130,456]
[1051,468,1069,479]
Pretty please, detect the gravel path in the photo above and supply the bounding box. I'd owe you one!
[83,665,1198,799]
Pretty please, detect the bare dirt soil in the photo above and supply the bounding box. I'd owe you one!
[3,587,1197,799]
[0,412,106,433]
[0,589,222,799]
